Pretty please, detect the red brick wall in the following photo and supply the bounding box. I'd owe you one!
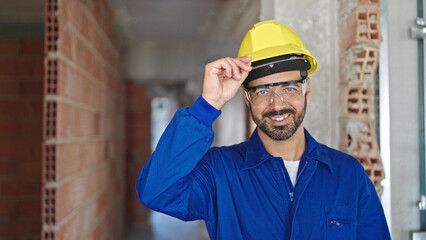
[0,39,44,239]
[42,0,125,239]
[125,83,152,231]
[338,0,384,196]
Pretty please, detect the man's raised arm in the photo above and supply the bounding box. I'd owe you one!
[135,57,251,220]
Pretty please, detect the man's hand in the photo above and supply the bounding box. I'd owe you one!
[201,57,252,110]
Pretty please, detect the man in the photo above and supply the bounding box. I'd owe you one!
[136,20,390,240]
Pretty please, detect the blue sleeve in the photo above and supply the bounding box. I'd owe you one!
[188,95,221,126]
[356,170,391,239]
[135,96,221,221]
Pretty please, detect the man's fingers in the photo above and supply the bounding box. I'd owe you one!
[224,57,252,80]
[235,57,252,72]
[239,56,252,63]
[218,59,233,79]
[209,60,232,78]
[223,57,242,80]
[209,57,252,82]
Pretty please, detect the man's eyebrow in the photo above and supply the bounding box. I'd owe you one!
[246,79,306,90]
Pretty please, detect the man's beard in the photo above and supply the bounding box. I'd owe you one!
[250,98,307,141]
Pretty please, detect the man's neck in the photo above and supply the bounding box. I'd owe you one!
[258,126,306,161]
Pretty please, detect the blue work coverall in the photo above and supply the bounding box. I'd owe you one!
[136,96,391,240]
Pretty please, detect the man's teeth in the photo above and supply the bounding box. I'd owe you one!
[271,113,290,121]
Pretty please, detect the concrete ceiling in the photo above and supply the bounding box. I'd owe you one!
[108,0,260,83]
[108,0,227,45]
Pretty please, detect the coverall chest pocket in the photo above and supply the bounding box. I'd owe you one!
[325,204,356,240]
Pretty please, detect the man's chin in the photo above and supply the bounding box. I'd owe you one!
[260,125,297,141]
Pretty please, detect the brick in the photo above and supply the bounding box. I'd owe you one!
[14,119,43,140]
[42,144,57,183]
[0,56,43,78]
[43,101,57,139]
[356,9,381,43]
[20,39,44,56]
[0,179,41,197]
[63,0,83,34]
[42,231,55,240]
[0,139,34,159]
[125,82,152,229]
[344,120,377,154]
[18,198,42,218]
[0,138,37,159]
[80,9,94,43]
[81,0,96,16]
[21,78,44,96]
[358,0,380,7]
[42,187,56,227]
[0,79,21,96]
[27,82,44,101]
[32,99,44,116]
[0,98,38,117]
[59,26,74,61]
[53,186,120,239]
[18,158,42,177]
[0,160,17,175]
[0,119,19,138]
[128,123,151,138]
[54,141,103,181]
[0,199,18,217]
[344,47,379,83]
[339,9,381,50]
[55,166,106,220]
[31,220,42,235]
[75,37,93,73]
[0,218,31,238]
[45,17,59,53]
[345,86,373,118]
[33,58,45,77]
[0,39,21,57]
[56,102,99,138]
[0,59,35,77]
[45,59,59,95]
[56,60,67,98]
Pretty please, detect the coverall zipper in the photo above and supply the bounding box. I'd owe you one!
[281,160,308,202]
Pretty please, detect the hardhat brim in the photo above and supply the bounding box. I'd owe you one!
[240,44,318,76]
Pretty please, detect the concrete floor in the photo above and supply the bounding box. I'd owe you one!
[127,212,210,240]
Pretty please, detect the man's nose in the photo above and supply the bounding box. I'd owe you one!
[269,91,284,104]
[269,91,286,108]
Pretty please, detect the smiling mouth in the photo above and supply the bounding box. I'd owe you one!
[269,113,291,122]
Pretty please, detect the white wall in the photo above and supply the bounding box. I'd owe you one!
[385,0,421,238]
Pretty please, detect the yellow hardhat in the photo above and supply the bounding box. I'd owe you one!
[238,20,318,85]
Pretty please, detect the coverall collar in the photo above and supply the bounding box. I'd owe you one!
[242,128,333,173]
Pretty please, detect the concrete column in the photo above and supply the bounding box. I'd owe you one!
[263,0,340,147]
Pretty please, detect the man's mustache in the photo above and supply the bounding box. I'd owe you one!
[262,108,296,118]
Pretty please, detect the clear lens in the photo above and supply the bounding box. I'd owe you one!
[246,80,305,106]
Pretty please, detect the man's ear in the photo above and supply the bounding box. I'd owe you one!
[305,78,311,100]
[243,90,250,107]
